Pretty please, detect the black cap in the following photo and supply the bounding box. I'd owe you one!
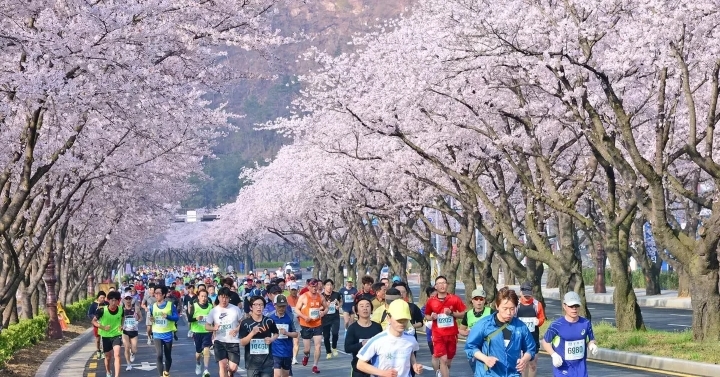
[520,282,533,295]
[268,285,283,294]
[274,295,288,306]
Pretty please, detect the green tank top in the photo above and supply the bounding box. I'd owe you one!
[466,307,492,329]
[190,302,213,334]
[98,306,123,338]
[152,302,177,333]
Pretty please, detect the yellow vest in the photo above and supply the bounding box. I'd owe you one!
[151,302,177,333]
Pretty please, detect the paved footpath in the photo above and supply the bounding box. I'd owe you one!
[57,317,693,377]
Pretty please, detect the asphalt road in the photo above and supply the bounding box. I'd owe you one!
[409,284,692,332]
[77,316,685,377]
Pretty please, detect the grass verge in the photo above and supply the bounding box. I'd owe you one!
[539,320,719,364]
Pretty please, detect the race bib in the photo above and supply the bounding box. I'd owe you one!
[124,317,137,329]
[277,324,289,339]
[344,294,354,303]
[197,317,206,325]
[327,304,336,315]
[217,323,233,338]
[519,317,536,332]
[309,308,320,319]
[565,339,585,360]
[154,317,167,326]
[437,314,454,328]
[250,338,269,355]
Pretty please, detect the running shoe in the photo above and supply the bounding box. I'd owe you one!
[292,358,298,365]
[312,366,320,374]
[302,354,309,366]
[332,348,338,357]
[130,353,135,362]
[188,330,193,338]
[203,370,210,377]
[326,353,332,359]
[147,337,152,345]
[126,365,132,371]
[106,372,112,377]
[163,372,170,377]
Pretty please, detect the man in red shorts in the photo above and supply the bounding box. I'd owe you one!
[424,275,466,377]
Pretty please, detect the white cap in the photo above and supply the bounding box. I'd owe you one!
[122,292,132,299]
[563,291,582,306]
[288,282,298,290]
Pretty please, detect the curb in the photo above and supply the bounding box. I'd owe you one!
[35,327,93,377]
[591,348,720,377]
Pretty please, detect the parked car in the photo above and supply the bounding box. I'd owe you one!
[284,261,302,280]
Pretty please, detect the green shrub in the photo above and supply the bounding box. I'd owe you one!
[64,298,93,323]
[0,315,48,368]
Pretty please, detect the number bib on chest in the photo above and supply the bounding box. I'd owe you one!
[197,317,206,325]
[124,317,137,329]
[154,317,167,326]
[327,304,336,315]
[276,324,289,339]
[564,339,585,360]
[519,317,536,332]
[250,338,269,354]
[437,314,454,328]
[344,294,354,303]
[309,308,320,319]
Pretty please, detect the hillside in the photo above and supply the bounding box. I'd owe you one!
[182,0,416,209]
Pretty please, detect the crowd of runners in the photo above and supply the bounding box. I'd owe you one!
[88,265,598,377]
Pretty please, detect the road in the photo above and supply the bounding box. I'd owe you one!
[74,317,689,377]
[408,284,692,332]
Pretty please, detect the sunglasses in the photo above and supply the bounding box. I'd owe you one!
[472,297,485,301]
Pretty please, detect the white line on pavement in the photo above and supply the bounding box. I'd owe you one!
[601,318,615,321]
[667,314,691,317]
[667,324,691,327]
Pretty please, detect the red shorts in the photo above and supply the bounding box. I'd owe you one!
[432,334,458,359]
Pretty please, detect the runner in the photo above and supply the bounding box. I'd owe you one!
[286,282,301,364]
[142,283,157,347]
[150,285,180,377]
[459,287,493,337]
[356,299,425,377]
[268,295,298,377]
[240,295,280,377]
[464,287,536,377]
[541,291,598,377]
[338,277,358,330]
[424,276,466,377]
[121,293,142,371]
[391,282,424,336]
[92,291,123,377]
[370,282,386,312]
[295,278,328,373]
[184,286,197,338]
[320,279,341,359]
[354,276,375,305]
[515,282,546,377]
[89,291,108,359]
[188,289,213,377]
[344,297,382,377]
[207,287,245,377]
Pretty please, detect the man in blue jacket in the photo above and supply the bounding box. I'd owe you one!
[465,287,536,377]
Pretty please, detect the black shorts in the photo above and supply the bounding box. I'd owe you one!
[102,336,122,353]
[300,326,322,340]
[123,331,138,338]
[213,340,241,364]
[273,356,292,370]
[194,332,213,353]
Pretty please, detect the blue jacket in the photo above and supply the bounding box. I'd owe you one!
[465,316,537,377]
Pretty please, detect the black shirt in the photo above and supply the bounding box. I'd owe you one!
[344,321,383,377]
[239,316,279,370]
[321,291,341,324]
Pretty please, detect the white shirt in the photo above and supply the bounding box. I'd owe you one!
[206,304,243,344]
[357,330,419,377]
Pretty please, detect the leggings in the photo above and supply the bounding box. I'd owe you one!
[322,319,340,353]
[153,338,173,375]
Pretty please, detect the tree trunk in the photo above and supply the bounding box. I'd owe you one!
[415,258,432,305]
[545,269,559,288]
[687,266,720,341]
[525,257,545,311]
[594,243,607,293]
[677,265,691,297]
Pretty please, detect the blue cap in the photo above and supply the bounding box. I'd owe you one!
[392,276,401,283]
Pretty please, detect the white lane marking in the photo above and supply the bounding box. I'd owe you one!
[668,314,691,317]
[587,307,595,310]
[667,324,691,327]
[601,318,615,321]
